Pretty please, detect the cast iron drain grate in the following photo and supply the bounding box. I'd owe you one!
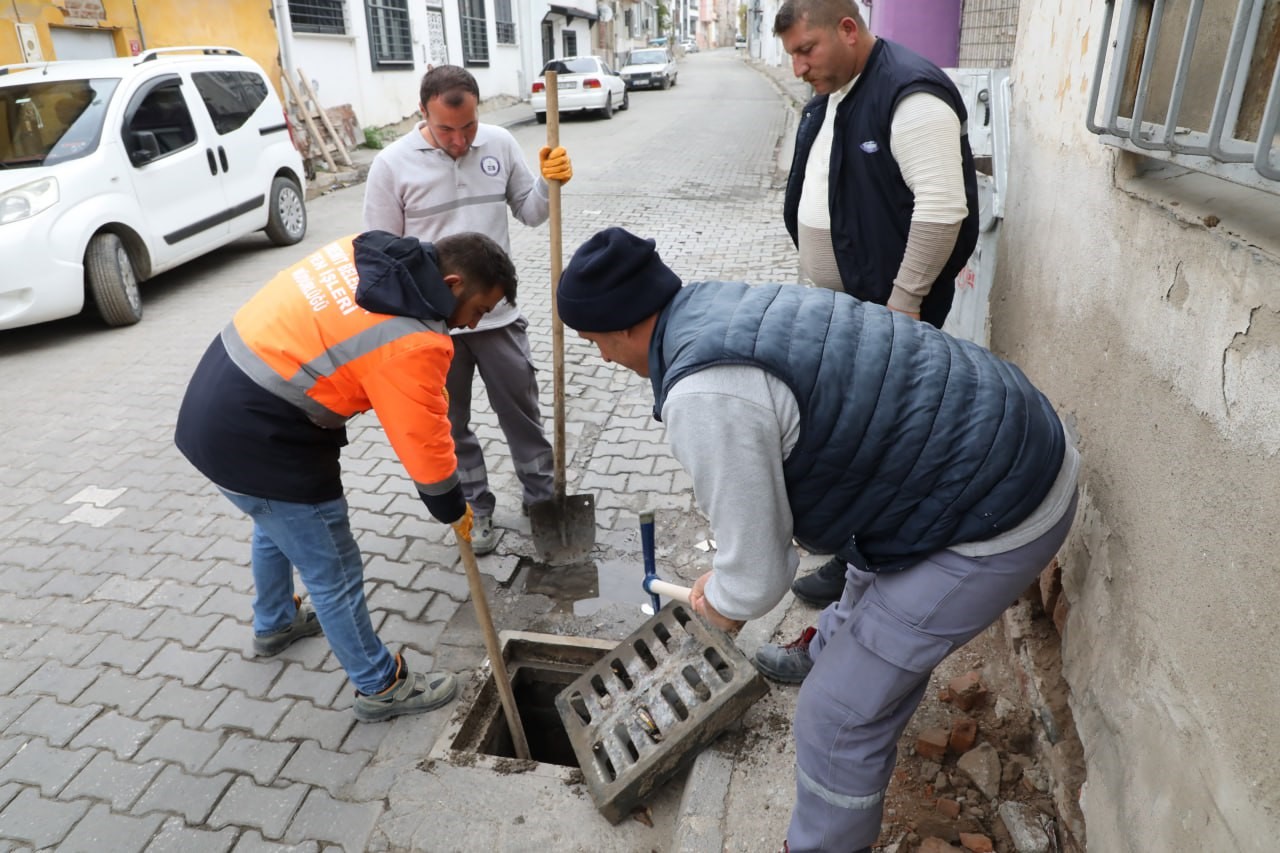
[555,602,768,822]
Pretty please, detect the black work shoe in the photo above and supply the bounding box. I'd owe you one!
[790,556,847,607]
[754,626,817,683]
[253,595,323,657]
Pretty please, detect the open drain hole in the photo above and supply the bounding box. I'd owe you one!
[479,666,581,767]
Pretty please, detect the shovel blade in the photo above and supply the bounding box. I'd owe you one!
[528,493,597,564]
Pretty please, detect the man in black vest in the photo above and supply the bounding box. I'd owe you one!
[556,228,1077,853]
[778,0,981,609]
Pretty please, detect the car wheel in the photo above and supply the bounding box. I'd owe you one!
[600,93,614,120]
[672,74,678,87]
[264,176,307,246]
[85,232,142,327]
[621,90,630,111]
[660,74,670,90]
[536,111,547,124]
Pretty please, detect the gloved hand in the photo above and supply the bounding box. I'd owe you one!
[452,503,475,544]
[539,145,573,184]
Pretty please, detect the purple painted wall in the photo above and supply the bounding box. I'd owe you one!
[867,0,962,68]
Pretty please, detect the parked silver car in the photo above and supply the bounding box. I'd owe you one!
[620,48,678,91]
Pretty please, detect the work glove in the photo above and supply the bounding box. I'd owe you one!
[452,503,475,544]
[539,145,573,184]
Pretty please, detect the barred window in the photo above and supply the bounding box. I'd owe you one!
[1087,0,1280,194]
[289,0,346,35]
[495,0,516,45]
[459,0,490,66]
[367,0,412,69]
[562,29,578,58]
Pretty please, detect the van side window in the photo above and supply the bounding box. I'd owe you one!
[192,71,269,135]
[126,81,197,158]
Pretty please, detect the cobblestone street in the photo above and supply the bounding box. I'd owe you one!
[0,50,805,852]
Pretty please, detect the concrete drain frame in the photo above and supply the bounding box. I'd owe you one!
[428,630,618,782]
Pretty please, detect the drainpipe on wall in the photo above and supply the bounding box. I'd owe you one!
[131,0,147,50]
[272,0,296,84]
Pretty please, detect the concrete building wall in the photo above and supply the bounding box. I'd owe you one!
[993,0,1280,849]
[1,0,281,94]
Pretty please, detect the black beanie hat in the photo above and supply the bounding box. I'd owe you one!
[557,227,682,332]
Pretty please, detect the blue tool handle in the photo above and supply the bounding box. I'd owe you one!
[640,510,660,612]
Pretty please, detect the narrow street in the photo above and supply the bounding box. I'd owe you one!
[0,49,803,851]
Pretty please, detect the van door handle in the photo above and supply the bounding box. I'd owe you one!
[218,146,229,173]
[206,148,218,175]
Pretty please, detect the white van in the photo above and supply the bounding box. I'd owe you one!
[0,46,307,331]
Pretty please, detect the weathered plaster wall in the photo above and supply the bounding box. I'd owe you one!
[993,1,1280,849]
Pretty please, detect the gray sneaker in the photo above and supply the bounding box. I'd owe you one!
[471,514,501,556]
[253,595,323,657]
[753,626,817,683]
[353,654,457,722]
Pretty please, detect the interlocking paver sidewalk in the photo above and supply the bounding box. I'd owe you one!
[0,49,803,851]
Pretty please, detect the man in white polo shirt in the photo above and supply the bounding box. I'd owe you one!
[363,65,573,555]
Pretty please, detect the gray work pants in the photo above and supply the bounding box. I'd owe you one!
[446,318,554,516]
[786,492,1078,852]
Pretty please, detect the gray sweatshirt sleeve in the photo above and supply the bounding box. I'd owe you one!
[501,132,550,228]
[662,365,801,621]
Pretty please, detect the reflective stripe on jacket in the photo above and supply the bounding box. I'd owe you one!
[221,235,459,498]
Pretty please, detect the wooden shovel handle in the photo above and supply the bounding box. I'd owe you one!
[546,71,567,501]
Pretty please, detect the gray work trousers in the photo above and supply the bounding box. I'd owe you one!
[446,318,554,516]
[786,491,1079,852]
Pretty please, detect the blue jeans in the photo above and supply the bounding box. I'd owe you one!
[219,489,396,695]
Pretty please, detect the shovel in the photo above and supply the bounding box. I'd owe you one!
[528,69,597,565]
[454,522,531,760]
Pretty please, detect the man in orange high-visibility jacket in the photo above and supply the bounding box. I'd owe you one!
[175,229,517,722]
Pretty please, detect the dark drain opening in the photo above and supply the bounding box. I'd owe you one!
[480,665,580,767]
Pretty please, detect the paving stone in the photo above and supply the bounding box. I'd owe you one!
[204,691,292,739]
[375,614,445,657]
[34,568,108,600]
[266,665,344,708]
[12,660,97,702]
[204,653,284,698]
[27,596,106,630]
[78,670,165,716]
[278,741,372,797]
[134,720,223,772]
[147,554,218,583]
[26,627,104,665]
[0,786,91,847]
[204,617,254,652]
[69,711,158,760]
[0,626,44,661]
[150,531,212,562]
[90,576,160,605]
[0,739,94,795]
[412,567,470,601]
[131,764,235,824]
[0,592,45,624]
[269,638,334,670]
[58,751,165,810]
[140,608,222,646]
[200,587,255,620]
[79,634,165,674]
[198,561,256,594]
[7,697,101,747]
[0,655,40,696]
[142,580,216,616]
[84,550,164,580]
[230,830,320,853]
[203,733,295,785]
[138,642,224,686]
[0,738,25,769]
[271,702,354,751]
[365,584,432,620]
[83,602,162,639]
[339,721,388,755]
[283,788,382,851]
[361,555,420,589]
[208,776,308,840]
[146,815,238,853]
[0,696,37,731]
[59,801,165,853]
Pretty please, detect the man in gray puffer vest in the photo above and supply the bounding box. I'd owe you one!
[557,227,1079,853]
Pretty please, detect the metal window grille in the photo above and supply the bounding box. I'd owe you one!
[563,29,578,58]
[289,0,346,35]
[495,0,516,45]
[1086,0,1280,193]
[459,0,490,66]
[958,0,1020,68]
[367,0,412,67]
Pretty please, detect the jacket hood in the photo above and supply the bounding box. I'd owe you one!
[352,230,457,322]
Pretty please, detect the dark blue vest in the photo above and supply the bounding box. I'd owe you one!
[783,39,980,330]
[649,283,1064,570]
